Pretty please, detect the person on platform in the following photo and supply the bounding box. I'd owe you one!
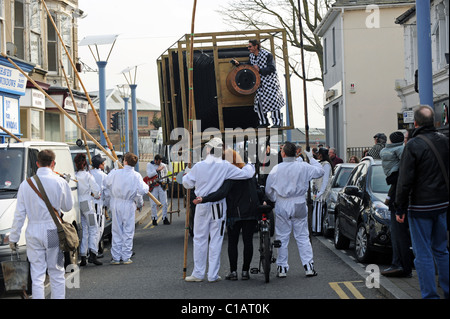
[232,40,285,128]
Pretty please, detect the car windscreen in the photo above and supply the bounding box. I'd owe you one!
[370,165,390,193]
[332,167,353,188]
[0,148,25,191]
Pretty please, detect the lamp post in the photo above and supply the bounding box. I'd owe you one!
[121,65,141,171]
[118,84,130,153]
[79,34,119,147]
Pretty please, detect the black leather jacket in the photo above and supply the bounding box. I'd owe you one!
[395,126,449,215]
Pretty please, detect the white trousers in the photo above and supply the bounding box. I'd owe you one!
[80,200,99,256]
[275,199,313,272]
[26,222,65,299]
[110,198,136,261]
[311,199,324,233]
[151,186,167,219]
[94,202,106,246]
[191,200,226,281]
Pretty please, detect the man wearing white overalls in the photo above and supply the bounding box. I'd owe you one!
[183,138,255,282]
[265,142,324,278]
[146,154,169,225]
[10,150,73,299]
[105,153,149,265]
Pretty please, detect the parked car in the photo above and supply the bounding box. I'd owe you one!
[321,163,357,237]
[334,157,391,263]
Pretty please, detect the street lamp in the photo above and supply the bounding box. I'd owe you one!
[79,34,119,147]
[121,65,142,171]
[117,84,130,153]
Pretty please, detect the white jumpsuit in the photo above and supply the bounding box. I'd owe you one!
[265,157,324,273]
[76,170,101,256]
[10,167,73,299]
[91,168,109,246]
[183,154,255,282]
[104,165,149,262]
[311,161,332,233]
[146,162,168,220]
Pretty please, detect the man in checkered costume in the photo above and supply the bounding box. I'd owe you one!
[234,40,285,128]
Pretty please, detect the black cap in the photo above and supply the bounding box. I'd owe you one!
[389,131,404,144]
[92,154,106,168]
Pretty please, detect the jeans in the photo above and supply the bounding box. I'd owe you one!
[408,211,449,299]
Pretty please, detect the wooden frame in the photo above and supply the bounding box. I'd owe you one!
[157,29,294,145]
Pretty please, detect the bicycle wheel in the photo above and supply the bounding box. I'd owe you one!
[261,230,272,283]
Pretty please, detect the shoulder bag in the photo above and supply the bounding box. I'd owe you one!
[26,175,79,252]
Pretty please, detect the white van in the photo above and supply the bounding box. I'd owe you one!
[0,141,80,271]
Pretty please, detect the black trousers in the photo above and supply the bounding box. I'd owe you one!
[227,219,258,272]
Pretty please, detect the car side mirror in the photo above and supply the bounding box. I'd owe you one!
[344,185,361,197]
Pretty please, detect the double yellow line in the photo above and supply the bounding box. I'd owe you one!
[329,281,365,299]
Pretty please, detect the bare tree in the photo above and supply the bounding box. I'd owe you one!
[218,0,332,84]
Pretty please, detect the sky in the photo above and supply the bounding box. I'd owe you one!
[77,0,325,129]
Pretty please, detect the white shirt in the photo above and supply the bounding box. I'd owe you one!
[75,170,100,202]
[265,157,324,203]
[146,162,168,180]
[105,165,149,202]
[182,154,255,197]
[10,167,74,242]
[91,168,109,205]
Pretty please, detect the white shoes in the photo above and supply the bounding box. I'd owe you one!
[185,275,203,282]
[277,266,287,278]
[304,262,318,277]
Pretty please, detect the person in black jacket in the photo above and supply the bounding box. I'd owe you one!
[396,105,449,299]
[193,149,261,281]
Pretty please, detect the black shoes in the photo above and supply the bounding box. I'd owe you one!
[381,266,411,278]
[88,250,103,266]
[163,217,170,225]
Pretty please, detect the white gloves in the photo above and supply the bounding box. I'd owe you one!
[305,150,313,159]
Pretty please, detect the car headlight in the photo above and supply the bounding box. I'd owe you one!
[0,229,11,246]
[372,201,390,220]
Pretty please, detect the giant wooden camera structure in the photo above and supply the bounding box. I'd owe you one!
[157,29,293,145]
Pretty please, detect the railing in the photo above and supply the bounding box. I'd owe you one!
[346,146,372,161]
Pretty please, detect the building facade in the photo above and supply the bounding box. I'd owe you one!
[0,0,87,143]
[315,0,414,161]
[395,0,449,128]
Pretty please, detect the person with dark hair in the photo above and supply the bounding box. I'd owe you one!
[193,149,261,281]
[9,150,73,299]
[232,40,284,128]
[396,105,449,299]
[90,154,110,258]
[74,153,102,266]
[380,131,413,278]
[265,142,324,278]
[105,152,149,265]
[311,148,333,234]
[146,154,169,225]
[183,137,255,283]
[367,133,387,159]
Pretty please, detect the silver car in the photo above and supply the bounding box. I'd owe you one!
[321,163,357,237]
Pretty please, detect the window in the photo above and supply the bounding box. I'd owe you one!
[31,109,43,139]
[60,14,72,76]
[332,27,336,66]
[47,13,57,72]
[45,112,61,141]
[14,0,25,59]
[29,0,42,66]
[64,113,78,143]
[0,0,4,53]
[138,116,148,126]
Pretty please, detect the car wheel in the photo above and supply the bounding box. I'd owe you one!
[334,215,350,249]
[322,208,333,238]
[355,223,373,263]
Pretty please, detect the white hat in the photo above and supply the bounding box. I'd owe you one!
[205,137,223,148]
